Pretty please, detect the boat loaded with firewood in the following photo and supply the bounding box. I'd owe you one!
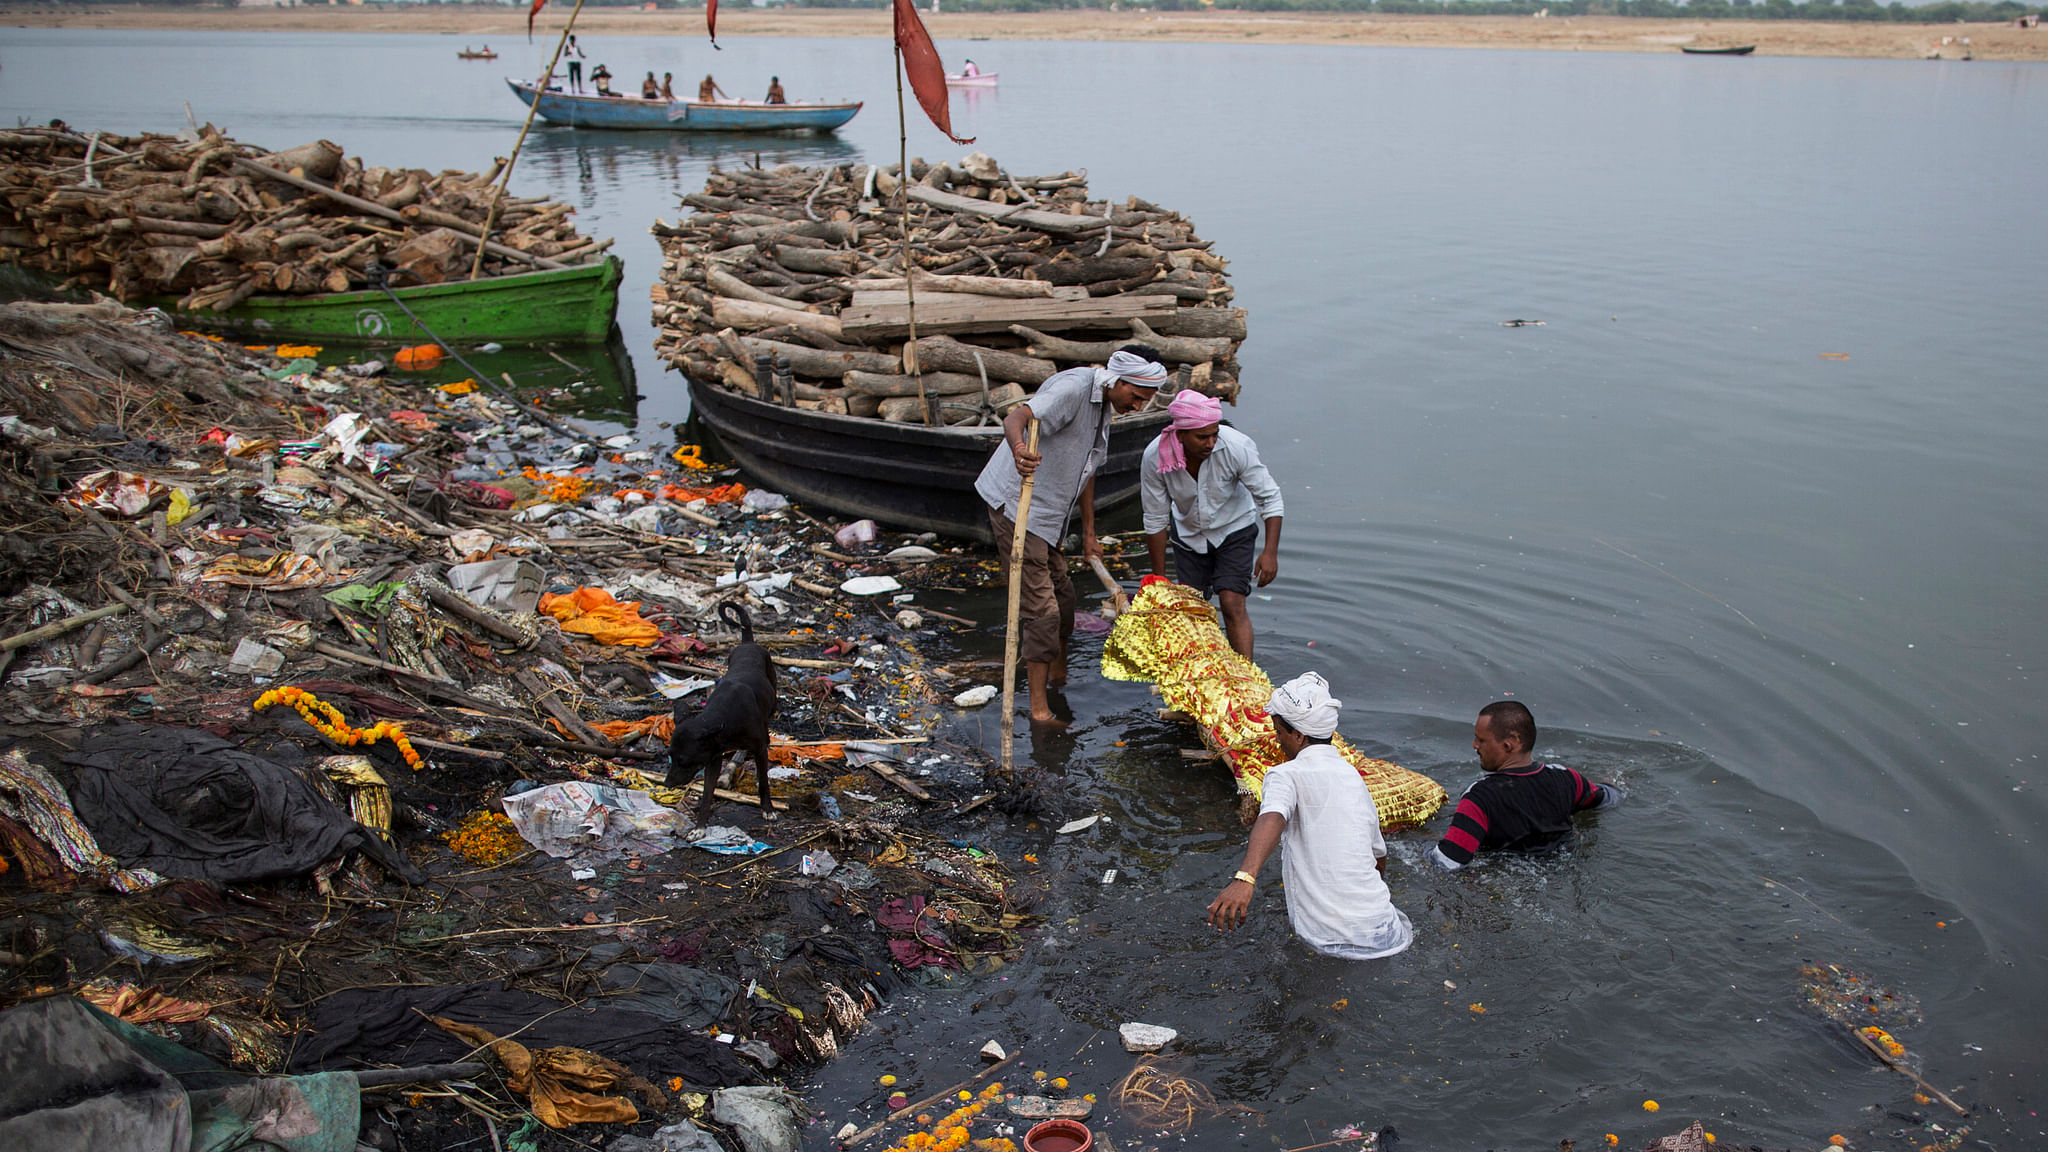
[0,125,620,343]
[649,153,1246,540]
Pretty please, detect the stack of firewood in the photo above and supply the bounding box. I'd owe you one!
[0,124,606,313]
[649,153,1247,425]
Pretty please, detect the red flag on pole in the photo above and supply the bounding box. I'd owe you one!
[528,0,546,39]
[707,0,719,48]
[892,0,972,145]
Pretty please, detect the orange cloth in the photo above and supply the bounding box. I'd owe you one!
[590,715,675,743]
[538,588,663,647]
[429,1017,665,1128]
[657,481,748,505]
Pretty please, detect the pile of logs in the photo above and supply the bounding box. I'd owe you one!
[0,124,607,313]
[650,152,1247,425]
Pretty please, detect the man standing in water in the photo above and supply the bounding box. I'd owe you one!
[1430,700,1623,871]
[977,346,1168,725]
[1208,672,1413,959]
[1139,389,1283,659]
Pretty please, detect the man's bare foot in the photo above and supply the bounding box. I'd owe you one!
[1029,708,1069,727]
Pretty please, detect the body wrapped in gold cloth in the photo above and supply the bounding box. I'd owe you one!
[1102,579,1447,828]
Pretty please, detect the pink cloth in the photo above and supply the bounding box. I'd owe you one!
[1154,390,1224,473]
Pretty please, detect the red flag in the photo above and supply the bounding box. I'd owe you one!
[527,0,546,40]
[707,0,719,48]
[893,0,972,145]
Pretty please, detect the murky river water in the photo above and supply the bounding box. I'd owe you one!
[6,28,2045,1150]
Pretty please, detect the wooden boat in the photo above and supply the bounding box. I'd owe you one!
[686,375,1170,542]
[1680,44,1756,55]
[944,71,998,87]
[459,50,499,60]
[507,81,861,133]
[174,256,623,344]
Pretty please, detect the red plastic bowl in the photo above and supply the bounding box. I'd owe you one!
[1022,1118,1094,1152]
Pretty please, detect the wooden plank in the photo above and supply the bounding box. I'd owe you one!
[840,293,1180,341]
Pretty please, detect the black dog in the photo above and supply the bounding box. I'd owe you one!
[666,601,778,822]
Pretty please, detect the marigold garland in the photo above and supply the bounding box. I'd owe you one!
[1859,1025,1908,1060]
[443,811,525,865]
[254,686,423,770]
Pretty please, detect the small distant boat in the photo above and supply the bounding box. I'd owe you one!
[1680,44,1756,55]
[945,71,998,88]
[458,49,499,60]
[508,80,861,133]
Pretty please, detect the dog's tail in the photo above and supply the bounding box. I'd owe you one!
[719,600,753,644]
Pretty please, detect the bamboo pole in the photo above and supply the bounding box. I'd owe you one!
[1086,554,1129,616]
[470,0,590,281]
[998,417,1040,780]
[894,46,938,427]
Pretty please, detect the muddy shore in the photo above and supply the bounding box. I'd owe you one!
[7,5,2046,62]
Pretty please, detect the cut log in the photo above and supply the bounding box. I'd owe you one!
[1009,322,1229,366]
[855,270,1053,299]
[773,244,860,276]
[259,140,344,182]
[842,292,1178,341]
[879,384,1024,424]
[231,159,568,271]
[906,185,1108,235]
[842,370,990,398]
[1153,306,1248,341]
[711,296,844,340]
[705,266,819,312]
[908,336,1055,386]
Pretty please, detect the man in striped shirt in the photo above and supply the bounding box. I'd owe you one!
[1431,700,1622,871]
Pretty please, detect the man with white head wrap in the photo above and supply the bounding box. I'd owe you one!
[1139,388,1284,659]
[976,344,1167,725]
[1208,672,1414,959]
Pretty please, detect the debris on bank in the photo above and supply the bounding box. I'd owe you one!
[0,297,1032,1151]
[0,123,604,312]
[649,153,1247,424]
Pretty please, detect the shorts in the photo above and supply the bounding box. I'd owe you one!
[989,506,1076,665]
[1171,522,1258,598]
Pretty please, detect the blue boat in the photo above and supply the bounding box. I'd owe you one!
[507,81,861,133]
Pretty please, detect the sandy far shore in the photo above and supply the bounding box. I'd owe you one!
[7,6,2046,61]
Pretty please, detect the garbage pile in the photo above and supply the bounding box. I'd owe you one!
[0,298,1033,1151]
[0,123,606,313]
[649,153,1248,425]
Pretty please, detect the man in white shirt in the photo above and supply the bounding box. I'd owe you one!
[1207,672,1413,960]
[1139,389,1283,659]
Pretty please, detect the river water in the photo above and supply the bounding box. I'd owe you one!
[6,28,2045,1150]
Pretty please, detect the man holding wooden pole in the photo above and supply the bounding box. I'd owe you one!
[977,345,1168,725]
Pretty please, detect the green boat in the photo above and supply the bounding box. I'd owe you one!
[172,256,623,344]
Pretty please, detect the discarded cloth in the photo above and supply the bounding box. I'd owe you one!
[63,722,427,886]
[692,825,772,856]
[429,1016,666,1129]
[66,469,164,517]
[873,895,959,970]
[1101,580,1447,827]
[288,983,754,1090]
[0,748,163,892]
[447,558,545,613]
[77,978,212,1025]
[201,552,347,590]
[594,963,740,1029]
[538,587,662,647]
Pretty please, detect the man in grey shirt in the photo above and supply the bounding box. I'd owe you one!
[1140,389,1283,658]
[976,346,1168,724]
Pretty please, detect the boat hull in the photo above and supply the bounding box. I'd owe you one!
[944,73,998,87]
[174,256,622,344]
[1680,45,1756,54]
[508,81,861,132]
[687,377,1169,542]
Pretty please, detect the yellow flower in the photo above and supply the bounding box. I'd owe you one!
[1469,1003,1486,1014]
[1643,1100,1660,1112]
[1829,1138,1847,1147]
[1605,1138,1619,1147]
[880,1074,897,1086]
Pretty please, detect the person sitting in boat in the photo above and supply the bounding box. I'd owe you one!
[976,346,1167,726]
[641,72,661,100]
[699,74,729,103]
[660,72,675,100]
[765,76,787,105]
[962,58,980,76]
[591,65,617,97]
[1139,388,1284,660]
[1207,672,1414,961]
[1429,700,1624,871]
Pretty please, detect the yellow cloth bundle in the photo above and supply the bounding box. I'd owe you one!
[1102,580,1447,828]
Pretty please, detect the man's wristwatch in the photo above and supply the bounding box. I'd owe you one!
[1232,870,1257,887]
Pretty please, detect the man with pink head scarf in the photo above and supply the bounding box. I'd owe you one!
[1138,387,1285,658]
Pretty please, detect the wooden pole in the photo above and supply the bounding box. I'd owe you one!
[1086,555,1129,616]
[470,0,590,281]
[894,46,938,426]
[998,417,1040,780]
